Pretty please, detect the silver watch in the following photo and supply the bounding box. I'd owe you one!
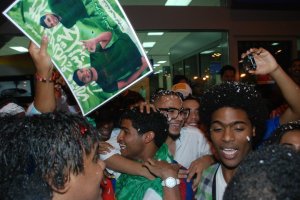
[161,177,180,188]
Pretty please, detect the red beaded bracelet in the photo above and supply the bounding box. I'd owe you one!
[35,73,55,83]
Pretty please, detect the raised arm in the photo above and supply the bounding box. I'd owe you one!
[244,47,300,124]
[28,35,56,113]
[82,31,112,52]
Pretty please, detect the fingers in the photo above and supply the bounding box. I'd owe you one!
[241,47,265,59]
[192,173,201,191]
[28,41,37,54]
[178,169,188,179]
[187,168,196,182]
[146,158,156,165]
[98,141,114,154]
[40,35,49,53]
[142,159,152,170]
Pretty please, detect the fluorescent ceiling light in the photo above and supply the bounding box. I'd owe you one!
[165,0,192,6]
[10,46,28,53]
[157,60,167,64]
[147,32,164,36]
[153,64,160,67]
[154,69,163,74]
[272,42,279,46]
[143,42,156,48]
[200,50,214,54]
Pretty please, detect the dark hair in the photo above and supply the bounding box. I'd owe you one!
[224,145,300,200]
[219,65,236,77]
[0,115,36,199]
[183,94,200,103]
[266,120,300,145]
[39,13,60,29]
[93,105,116,125]
[200,82,268,148]
[73,69,85,86]
[119,108,169,148]
[0,112,100,198]
[39,15,49,28]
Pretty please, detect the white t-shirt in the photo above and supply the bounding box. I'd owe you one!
[99,128,121,161]
[174,126,212,168]
[216,166,227,200]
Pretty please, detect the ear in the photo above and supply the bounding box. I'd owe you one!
[143,131,155,144]
[48,173,71,194]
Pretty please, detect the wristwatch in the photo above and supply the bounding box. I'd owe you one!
[161,177,180,188]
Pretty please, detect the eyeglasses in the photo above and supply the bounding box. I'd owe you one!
[157,107,190,120]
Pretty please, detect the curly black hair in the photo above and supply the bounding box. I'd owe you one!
[266,120,300,145]
[150,89,183,104]
[0,112,100,199]
[200,82,268,147]
[119,108,169,148]
[224,145,300,200]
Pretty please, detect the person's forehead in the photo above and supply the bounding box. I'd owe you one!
[121,118,133,128]
[211,107,249,123]
[281,130,300,140]
[155,95,182,108]
[183,99,199,108]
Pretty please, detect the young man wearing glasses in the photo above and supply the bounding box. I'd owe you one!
[151,90,214,191]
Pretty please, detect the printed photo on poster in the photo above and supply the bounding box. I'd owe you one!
[3,0,152,115]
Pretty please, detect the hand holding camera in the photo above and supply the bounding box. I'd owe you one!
[241,48,280,75]
[242,53,257,71]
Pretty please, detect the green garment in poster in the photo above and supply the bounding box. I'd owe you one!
[48,0,120,48]
[91,32,142,93]
[115,144,173,200]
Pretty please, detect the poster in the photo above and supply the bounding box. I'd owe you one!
[3,0,152,115]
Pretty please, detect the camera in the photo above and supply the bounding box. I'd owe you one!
[243,54,257,71]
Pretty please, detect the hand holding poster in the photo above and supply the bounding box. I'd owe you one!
[3,0,152,115]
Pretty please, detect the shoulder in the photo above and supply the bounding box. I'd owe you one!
[264,116,280,140]
[200,164,219,190]
[195,164,219,200]
[111,128,121,138]
[180,127,208,142]
[180,126,202,136]
[202,164,219,177]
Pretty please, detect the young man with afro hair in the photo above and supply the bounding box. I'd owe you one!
[195,81,268,200]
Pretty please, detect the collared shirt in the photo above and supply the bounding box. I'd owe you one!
[195,164,220,200]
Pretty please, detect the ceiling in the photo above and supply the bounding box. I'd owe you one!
[0,0,224,69]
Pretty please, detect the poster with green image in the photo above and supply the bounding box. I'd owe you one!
[3,0,152,115]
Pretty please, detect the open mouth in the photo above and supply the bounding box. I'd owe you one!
[187,122,198,126]
[119,144,126,150]
[221,148,238,159]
